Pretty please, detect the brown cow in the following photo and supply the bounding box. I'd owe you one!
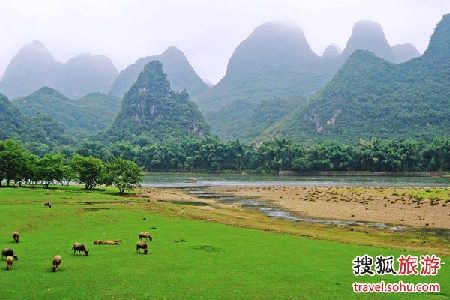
[71,243,89,256]
[12,232,19,243]
[51,255,62,272]
[6,256,13,271]
[136,241,148,254]
[93,240,121,245]
[138,232,152,241]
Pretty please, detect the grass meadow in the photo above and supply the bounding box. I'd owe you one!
[0,186,448,299]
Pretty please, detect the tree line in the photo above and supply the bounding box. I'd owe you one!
[9,137,450,175]
[0,139,143,193]
[1,138,449,188]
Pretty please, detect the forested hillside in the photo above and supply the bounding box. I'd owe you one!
[268,14,450,143]
[0,93,24,140]
[193,22,338,140]
[13,87,121,137]
[0,15,447,162]
[193,20,420,141]
[101,61,209,145]
[0,92,70,151]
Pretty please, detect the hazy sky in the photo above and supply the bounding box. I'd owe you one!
[1,0,449,83]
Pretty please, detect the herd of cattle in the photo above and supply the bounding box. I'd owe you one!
[2,202,154,271]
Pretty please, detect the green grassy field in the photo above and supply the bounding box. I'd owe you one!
[0,186,448,299]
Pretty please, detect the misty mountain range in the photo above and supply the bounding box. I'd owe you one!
[110,46,209,98]
[0,15,448,148]
[0,41,118,99]
[0,18,419,101]
[192,19,421,140]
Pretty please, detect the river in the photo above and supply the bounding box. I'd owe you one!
[142,173,449,188]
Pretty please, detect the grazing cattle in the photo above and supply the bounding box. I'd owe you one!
[44,201,52,208]
[93,240,121,245]
[12,232,19,243]
[6,256,13,271]
[51,255,62,272]
[138,232,152,241]
[1,248,18,260]
[136,241,148,254]
[71,243,89,256]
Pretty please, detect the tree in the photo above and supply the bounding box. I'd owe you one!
[34,154,66,188]
[70,154,104,190]
[0,139,28,186]
[104,158,143,193]
[22,153,38,185]
[76,141,112,161]
[61,164,76,186]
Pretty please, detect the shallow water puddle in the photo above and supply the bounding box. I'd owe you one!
[187,188,409,231]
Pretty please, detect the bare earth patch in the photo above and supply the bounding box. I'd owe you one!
[217,186,450,229]
[137,187,450,255]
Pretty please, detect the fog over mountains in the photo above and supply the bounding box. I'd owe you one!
[341,20,420,63]
[0,41,118,99]
[110,46,208,98]
[0,18,420,101]
[2,14,448,148]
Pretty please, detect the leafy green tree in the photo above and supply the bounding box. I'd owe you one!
[109,142,139,161]
[0,139,28,186]
[61,164,76,186]
[22,153,38,185]
[70,154,104,190]
[76,141,112,161]
[422,139,450,171]
[104,158,143,193]
[35,153,66,188]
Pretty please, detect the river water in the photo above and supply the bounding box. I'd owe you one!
[142,173,450,188]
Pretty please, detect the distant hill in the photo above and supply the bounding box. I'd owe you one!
[13,87,121,136]
[0,41,118,99]
[195,22,325,110]
[339,20,420,64]
[0,41,61,99]
[110,46,208,97]
[56,53,118,98]
[391,43,421,63]
[322,44,341,59]
[266,14,450,143]
[194,20,421,141]
[341,20,394,61]
[193,22,336,140]
[206,97,305,141]
[102,61,209,144]
[74,92,122,129]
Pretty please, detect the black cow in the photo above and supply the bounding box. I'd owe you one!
[1,248,18,260]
